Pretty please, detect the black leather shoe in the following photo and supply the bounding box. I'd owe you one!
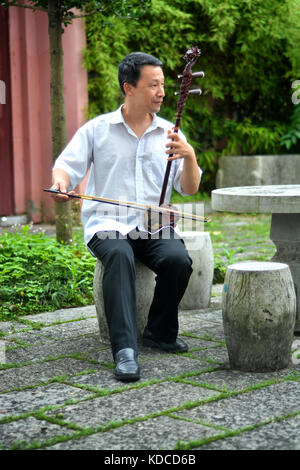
[114,348,140,382]
[142,328,189,353]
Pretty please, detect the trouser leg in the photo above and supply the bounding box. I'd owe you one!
[88,234,137,357]
[133,231,193,343]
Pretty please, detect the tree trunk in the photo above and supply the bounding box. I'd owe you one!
[48,0,72,243]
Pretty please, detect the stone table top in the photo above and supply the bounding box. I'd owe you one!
[211,185,300,214]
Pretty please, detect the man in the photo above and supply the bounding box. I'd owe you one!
[51,52,202,382]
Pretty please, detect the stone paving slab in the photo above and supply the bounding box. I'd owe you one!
[5,335,110,364]
[47,415,219,451]
[19,306,97,325]
[190,346,229,364]
[0,416,77,451]
[191,323,226,341]
[7,318,99,343]
[179,314,222,334]
[69,356,213,389]
[0,358,106,393]
[0,322,25,334]
[0,284,299,451]
[197,414,300,450]
[45,382,221,429]
[173,381,300,430]
[0,383,94,417]
[187,367,297,392]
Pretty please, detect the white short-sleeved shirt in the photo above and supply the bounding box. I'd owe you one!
[53,105,202,246]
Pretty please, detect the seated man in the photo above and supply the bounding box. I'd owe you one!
[51,51,202,382]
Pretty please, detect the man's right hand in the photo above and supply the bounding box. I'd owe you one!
[50,182,74,203]
[51,169,74,203]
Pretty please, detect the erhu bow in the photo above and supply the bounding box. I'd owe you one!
[43,188,208,226]
[44,46,207,232]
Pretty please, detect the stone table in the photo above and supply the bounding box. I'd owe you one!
[212,185,300,333]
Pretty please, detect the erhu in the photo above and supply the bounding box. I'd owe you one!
[146,45,205,232]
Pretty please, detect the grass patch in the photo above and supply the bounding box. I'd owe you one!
[206,212,275,283]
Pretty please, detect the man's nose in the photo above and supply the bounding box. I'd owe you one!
[157,85,165,96]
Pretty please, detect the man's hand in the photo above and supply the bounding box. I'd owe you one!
[51,169,74,202]
[165,129,200,195]
[165,130,196,162]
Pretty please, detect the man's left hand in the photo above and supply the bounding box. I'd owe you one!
[165,130,196,162]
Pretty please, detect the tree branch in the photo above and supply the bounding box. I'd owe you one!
[1,1,46,12]
[69,8,105,19]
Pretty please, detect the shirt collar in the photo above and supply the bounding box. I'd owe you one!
[110,105,125,124]
[110,105,166,132]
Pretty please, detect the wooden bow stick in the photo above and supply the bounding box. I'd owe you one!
[43,188,209,225]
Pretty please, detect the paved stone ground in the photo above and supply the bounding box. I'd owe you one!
[0,284,299,451]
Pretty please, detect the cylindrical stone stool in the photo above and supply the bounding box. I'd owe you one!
[179,231,214,310]
[222,261,296,372]
[93,258,156,344]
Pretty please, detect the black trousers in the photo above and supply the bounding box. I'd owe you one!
[88,229,193,357]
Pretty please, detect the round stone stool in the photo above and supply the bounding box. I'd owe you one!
[93,258,155,344]
[222,261,296,371]
[179,231,214,310]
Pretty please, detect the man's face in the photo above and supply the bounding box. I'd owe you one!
[127,65,165,114]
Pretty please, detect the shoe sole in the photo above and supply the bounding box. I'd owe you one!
[114,374,140,382]
[114,370,140,382]
[142,337,188,353]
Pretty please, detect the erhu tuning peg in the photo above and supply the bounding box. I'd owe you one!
[189,88,202,95]
[174,88,202,96]
[192,71,205,78]
[177,71,205,79]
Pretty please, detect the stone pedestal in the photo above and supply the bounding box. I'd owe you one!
[270,213,300,333]
[212,185,300,334]
[222,261,296,372]
[93,231,214,344]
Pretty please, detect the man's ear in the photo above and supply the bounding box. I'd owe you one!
[123,82,135,96]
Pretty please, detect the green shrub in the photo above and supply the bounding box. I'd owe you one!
[280,104,300,151]
[213,254,227,284]
[0,225,95,320]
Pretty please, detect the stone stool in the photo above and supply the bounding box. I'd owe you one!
[222,261,296,372]
[93,231,214,344]
[93,258,155,343]
[179,231,214,310]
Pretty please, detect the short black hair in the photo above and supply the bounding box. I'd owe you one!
[118,52,163,95]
